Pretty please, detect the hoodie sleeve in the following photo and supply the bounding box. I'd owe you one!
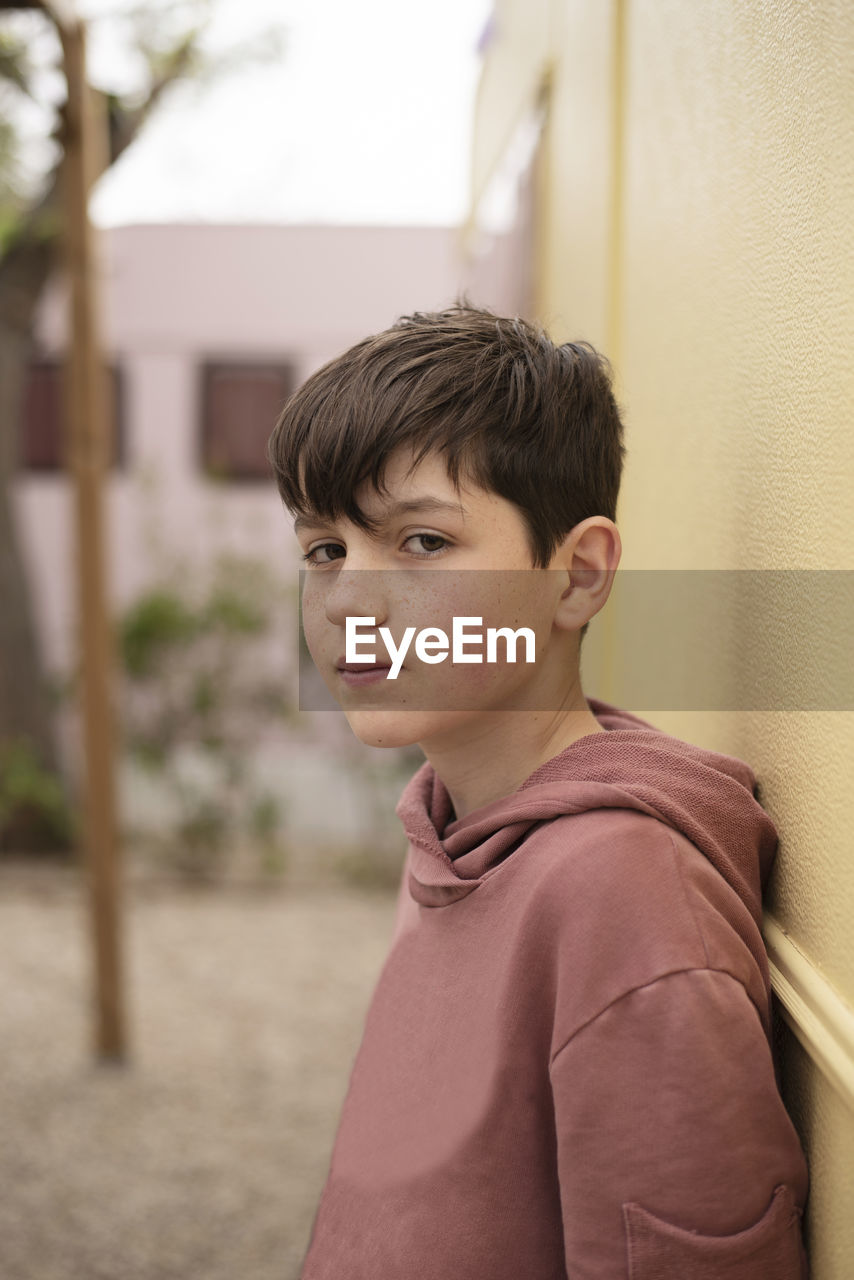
[549,966,809,1279]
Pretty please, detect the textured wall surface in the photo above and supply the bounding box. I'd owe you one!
[475,1,854,1273]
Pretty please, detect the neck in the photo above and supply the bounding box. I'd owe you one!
[421,684,605,821]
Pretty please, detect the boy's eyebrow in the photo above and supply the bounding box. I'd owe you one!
[293,497,468,534]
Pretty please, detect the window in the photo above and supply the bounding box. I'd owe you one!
[200,362,293,481]
[21,359,126,471]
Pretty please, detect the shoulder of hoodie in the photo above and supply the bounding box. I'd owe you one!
[512,808,766,1026]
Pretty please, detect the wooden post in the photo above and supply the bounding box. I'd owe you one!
[60,17,127,1062]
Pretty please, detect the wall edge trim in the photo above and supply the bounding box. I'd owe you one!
[763,913,854,1114]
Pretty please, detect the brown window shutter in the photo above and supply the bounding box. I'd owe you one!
[21,359,125,471]
[22,361,65,469]
[201,363,293,481]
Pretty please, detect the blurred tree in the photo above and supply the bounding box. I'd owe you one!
[0,1,284,840]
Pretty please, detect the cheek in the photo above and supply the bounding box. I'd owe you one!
[412,575,548,633]
[299,587,329,662]
[436,581,555,666]
[386,579,554,706]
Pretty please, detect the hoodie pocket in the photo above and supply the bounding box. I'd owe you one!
[623,1184,805,1279]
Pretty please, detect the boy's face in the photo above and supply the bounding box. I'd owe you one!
[294,447,586,752]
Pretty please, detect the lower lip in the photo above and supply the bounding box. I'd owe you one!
[338,667,394,687]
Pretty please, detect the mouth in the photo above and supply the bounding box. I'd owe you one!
[336,658,395,686]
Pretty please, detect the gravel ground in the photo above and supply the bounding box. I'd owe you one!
[0,865,398,1280]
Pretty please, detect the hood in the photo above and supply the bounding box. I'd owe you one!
[395,698,778,914]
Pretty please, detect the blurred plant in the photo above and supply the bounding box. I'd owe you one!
[249,791,287,878]
[116,554,294,879]
[0,736,75,854]
[328,743,423,890]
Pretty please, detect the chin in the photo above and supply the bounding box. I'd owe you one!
[344,707,473,751]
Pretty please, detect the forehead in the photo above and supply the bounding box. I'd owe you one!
[293,448,470,533]
[365,448,462,510]
[292,446,532,545]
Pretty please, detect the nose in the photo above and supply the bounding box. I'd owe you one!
[319,568,392,629]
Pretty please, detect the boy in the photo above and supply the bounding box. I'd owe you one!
[267,304,809,1279]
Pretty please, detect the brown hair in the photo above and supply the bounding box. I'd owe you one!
[267,302,626,568]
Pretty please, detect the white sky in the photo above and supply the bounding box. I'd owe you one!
[69,0,492,227]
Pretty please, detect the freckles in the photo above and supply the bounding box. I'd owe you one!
[299,586,325,627]
[301,611,325,659]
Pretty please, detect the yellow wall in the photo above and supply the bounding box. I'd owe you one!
[473,1,854,1273]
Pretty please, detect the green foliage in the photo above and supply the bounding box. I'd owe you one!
[202,584,267,635]
[248,792,280,841]
[115,555,294,879]
[248,792,286,876]
[0,103,25,247]
[0,29,33,99]
[191,670,218,717]
[119,590,199,677]
[0,205,23,257]
[0,738,75,854]
[167,791,231,879]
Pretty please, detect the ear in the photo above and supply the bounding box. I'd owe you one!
[552,517,622,632]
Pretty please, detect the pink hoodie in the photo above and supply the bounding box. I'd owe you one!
[300,699,809,1279]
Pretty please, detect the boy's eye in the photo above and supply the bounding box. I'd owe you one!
[404,533,450,556]
[303,542,346,565]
